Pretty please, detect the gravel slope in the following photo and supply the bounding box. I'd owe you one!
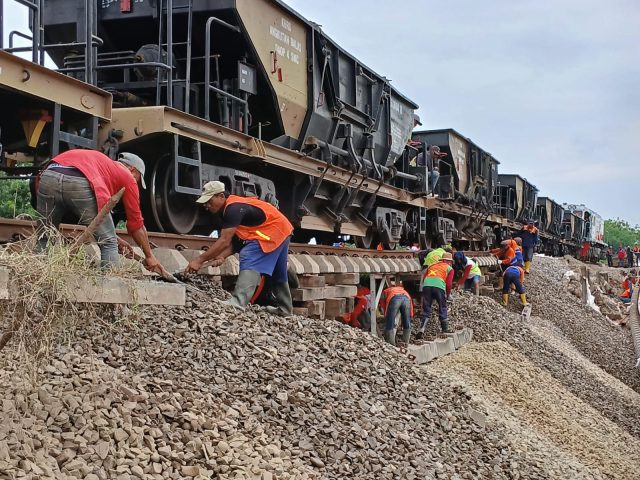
[2,256,639,479]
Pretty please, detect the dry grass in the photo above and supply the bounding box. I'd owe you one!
[0,228,143,376]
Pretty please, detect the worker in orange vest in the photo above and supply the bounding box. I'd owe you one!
[417,252,455,338]
[379,284,414,346]
[185,181,294,315]
[620,269,638,304]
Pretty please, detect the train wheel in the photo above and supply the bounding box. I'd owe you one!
[148,154,199,234]
[355,229,376,249]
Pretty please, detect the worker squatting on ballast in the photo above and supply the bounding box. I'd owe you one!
[453,251,482,296]
[185,181,294,316]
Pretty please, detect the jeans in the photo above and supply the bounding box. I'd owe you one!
[503,270,525,294]
[607,256,613,267]
[429,170,440,194]
[420,286,447,331]
[384,295,411,332]
[37,170,119,268]
[523,246,534,262]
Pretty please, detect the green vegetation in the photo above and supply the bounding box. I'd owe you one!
[0,174,37,219]
[604,219,640,248]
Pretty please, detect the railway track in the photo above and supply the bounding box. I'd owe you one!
[0,217,492,260]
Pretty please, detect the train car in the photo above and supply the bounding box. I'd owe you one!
[535,196,564,255]
[494,174,538,223]
[562,209,585,245]
[35,0,419,248]
[409,129,499,247]
[0,0,607,255]
[564,204,606,261]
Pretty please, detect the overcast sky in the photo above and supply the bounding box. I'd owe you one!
[286,0,640,225]
[4,1,639,224]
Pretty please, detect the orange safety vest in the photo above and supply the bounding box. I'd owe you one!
[224,195,293,253]
[381,287,414,318]
[427,261,451,281]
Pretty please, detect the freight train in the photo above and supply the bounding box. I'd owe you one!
[0,0,606,257]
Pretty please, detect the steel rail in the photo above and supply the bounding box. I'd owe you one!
[0,218,423,258]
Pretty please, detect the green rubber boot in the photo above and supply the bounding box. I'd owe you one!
[383,329,397,346]
[265,282,294,316]
[401,328,411,345]
[225,269,262,310]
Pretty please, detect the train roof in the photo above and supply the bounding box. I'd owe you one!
[498,173,538,191]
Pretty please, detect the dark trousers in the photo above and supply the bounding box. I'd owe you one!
[503,271,525,294]
[384,296,412,332]
[419,286,447,331]
[523,246,534,262]
[607,256,613,267]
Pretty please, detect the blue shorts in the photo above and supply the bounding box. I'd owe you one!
[239,238,290,283]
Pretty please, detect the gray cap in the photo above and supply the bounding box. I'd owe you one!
[196,180,225,203]
[413,113,423,126]
[118,152,146,189]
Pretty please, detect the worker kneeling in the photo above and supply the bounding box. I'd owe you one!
[417,252,454,338]
[185,181,294,315]
[380,284,413,346]
[502,264,528,307]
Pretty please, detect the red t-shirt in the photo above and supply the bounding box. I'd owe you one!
[53,150,144,233]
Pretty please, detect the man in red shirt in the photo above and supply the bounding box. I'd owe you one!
[37,150,166,274]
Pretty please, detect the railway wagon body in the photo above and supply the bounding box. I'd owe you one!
[410,129,498,207]
[535,196,564,255]
[564,204,605,260]
[562,210,585,244]
[536,197,563,236]
[495,174,538,223]
[38,0,419,245]
[408,129,499,247]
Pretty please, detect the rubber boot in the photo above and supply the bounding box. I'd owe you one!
[225,269,262,310]
[524,261,531,274]
[502,293,509,306]
[401,328,411,345]
[265,282,294,316]
[383,329,396,346]
[440,318,452,333]
[520,294,528,306]
[415,319,428,339]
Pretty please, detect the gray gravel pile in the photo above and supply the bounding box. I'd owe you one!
[429,342,640,480]
[4,277,628,480]
[441,258,640,440]
[2,257,640,479]
[525,255,639,391]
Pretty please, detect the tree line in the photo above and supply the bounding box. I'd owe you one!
[604,219,640,248]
